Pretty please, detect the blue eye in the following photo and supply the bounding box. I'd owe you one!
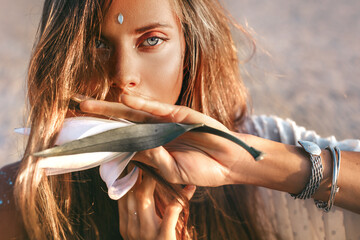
[143,37,163,47]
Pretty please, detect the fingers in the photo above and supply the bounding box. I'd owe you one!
[133,147,184,184]
[118,191,129,237]
[126,189,140,239]
[80,94,227,132]
[118,168,196,240]
[79,95,179,123]
[118,171,160,240]
[183,185,197,200]
[122,95,229,131]
[121,94,196,124]
[80,99,158,122]
[159,185,196,239]
[121,94,177,118]
[137,174,160,238]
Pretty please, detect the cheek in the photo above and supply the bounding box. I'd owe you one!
[141,43,184,104]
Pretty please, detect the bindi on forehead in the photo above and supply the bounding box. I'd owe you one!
[117,13,124,24]
[107,0,175,24]
[101,0,180,39]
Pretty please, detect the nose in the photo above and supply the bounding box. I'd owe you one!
[110,48,140,90]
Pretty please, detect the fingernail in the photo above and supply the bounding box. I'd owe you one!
[185,185,196,191]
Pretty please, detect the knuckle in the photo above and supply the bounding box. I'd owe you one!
[141,148,156,158]
[144,147,162,164]
[167,175,178,184]
[127,228,137,240]
[176,105,189,114]
[119,223,127,239]
[135,192,153,210]
[166,204,182,216]
[140,230,156,240]
[135,188,146,199]
[173,106,191,122]
[123,110,135,121]
[144,113,156,122]
[79,100,95,112]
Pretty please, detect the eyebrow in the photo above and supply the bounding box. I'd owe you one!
[134,23,172,34]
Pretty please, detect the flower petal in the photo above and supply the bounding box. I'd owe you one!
[38,152,124,175]
[107,166,139,200]
[56,117,133,144]
[99,152,135,188]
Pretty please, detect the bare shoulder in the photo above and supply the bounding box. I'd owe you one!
[0,161,28,239]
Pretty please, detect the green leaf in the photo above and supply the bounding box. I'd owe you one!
[34,123,264,160]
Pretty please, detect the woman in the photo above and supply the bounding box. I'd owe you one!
[0,0,359,239]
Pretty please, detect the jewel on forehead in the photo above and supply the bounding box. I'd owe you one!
[117,13,124,24]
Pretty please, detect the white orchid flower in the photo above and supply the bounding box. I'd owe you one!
[15,117,138,200]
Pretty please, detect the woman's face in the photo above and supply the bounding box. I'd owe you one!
[99,0,185,104]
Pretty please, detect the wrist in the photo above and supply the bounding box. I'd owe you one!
[231,134,316,194]
[230,134,296,188]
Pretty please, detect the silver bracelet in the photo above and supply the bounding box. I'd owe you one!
[314,146,341,212]
[291,141,323,199]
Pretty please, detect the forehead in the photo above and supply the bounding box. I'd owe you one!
[103,0,178,31]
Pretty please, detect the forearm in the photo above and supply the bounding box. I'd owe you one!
[231,133,360,213]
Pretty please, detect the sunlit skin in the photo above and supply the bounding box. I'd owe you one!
[89,0,194,239]
[78,0,360,238]
[99,0,185,104]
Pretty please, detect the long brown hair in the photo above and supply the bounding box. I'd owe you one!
[173,0,250,129]
[15,0,274,239]
[172,1,274,239]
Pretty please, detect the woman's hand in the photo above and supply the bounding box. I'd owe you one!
[80,94,360,214]
[118,170,196,240]
[80,94,259,187]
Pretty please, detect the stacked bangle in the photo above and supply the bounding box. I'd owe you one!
[291,141,342,212]
[291,140,324,199]
[314,146,341,212]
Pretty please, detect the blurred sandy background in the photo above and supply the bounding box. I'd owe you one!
[1,0,359,167]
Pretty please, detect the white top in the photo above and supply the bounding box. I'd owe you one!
[243,115,360,240]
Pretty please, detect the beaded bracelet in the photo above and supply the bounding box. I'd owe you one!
[314,146,341,212]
